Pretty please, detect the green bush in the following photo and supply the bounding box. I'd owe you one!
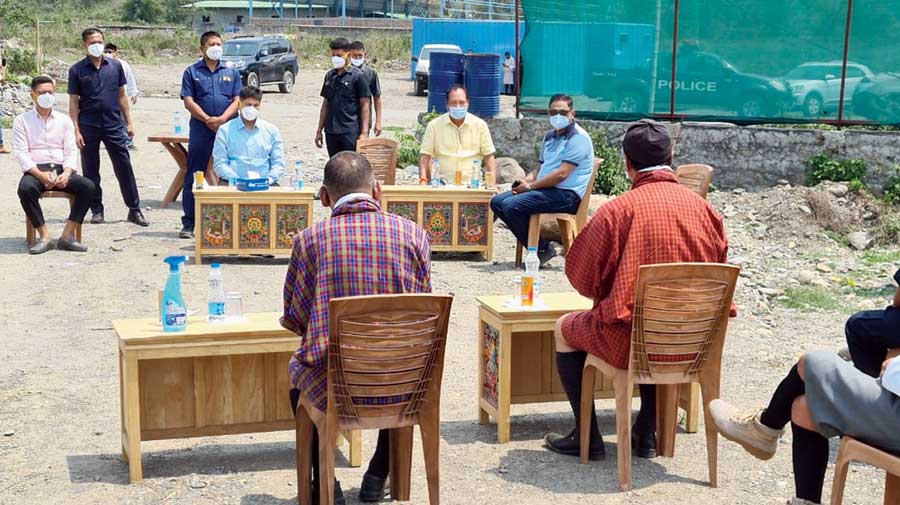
[4,47,39,76]
[396,132,420,168]
[882,173,900,205]
[805,152,866,186]
[588,129,630,196]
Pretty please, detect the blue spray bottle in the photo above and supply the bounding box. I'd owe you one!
[161,256,188,332]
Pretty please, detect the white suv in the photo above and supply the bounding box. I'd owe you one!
[784,61,873,117]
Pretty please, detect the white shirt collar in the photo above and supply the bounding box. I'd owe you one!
[637,164,673,173]
[334,192,373,209]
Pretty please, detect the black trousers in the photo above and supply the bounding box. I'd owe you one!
[79,124,140,213]
[18,172,95,228]
[325,133,358,158]
[845,306,900,377]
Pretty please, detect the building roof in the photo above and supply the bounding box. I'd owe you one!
[183,0,329,9]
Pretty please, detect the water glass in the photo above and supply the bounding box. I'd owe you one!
[225,291,243,321]
[511,276,522,304]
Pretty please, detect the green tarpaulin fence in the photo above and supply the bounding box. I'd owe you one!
[519,0,900,125]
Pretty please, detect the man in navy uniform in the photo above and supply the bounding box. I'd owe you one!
[68,27,148,226]
[179,30,241,239]
[314,37,370,157]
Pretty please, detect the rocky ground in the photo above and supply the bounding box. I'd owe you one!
[1,62,899,505]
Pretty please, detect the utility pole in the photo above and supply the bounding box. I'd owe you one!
[648,0,662,114]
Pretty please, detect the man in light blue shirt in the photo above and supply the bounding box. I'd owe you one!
[490,93,594,266]
[213,85,285,184]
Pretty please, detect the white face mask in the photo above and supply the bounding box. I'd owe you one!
[350,57,364,67]
[332,55,347,69]
[36,93,56,109]
[87,43,104,58]
[240,106,259,121]
[206,45,223,60]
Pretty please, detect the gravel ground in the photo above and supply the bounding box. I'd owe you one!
[0,62,895,505]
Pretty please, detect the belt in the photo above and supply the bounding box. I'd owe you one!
[36,163,64,173]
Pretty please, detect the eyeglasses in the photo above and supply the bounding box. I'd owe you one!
[549,109,571,115]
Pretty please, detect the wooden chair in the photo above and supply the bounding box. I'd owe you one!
[514,158,602,267]
[675,164,714,199]
[25,191,83,247]
[830,437,900,505]
[578,263,740,491]
[295,294,453,505]
[357,138,399,185]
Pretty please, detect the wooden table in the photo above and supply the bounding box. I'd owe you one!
[114,312,361,483]
[147,134,219,208]
[380,185,494,260]
[476,293,700,445]
[193,186,316,264]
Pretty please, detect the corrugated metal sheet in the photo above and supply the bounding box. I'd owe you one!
[411,19,522,80]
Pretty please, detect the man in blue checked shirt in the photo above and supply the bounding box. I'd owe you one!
[213,86,284,185]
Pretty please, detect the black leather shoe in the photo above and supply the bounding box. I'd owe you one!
[310,479,345,505]
[544,429,605,460]
[359,473,388,502]
[127,209,149,227]
[90,212,104,224]
[179,227,194,239]
[632,429,657,459]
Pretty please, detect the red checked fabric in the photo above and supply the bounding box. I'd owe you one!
[562,170,731,369]
[281,196,431,411]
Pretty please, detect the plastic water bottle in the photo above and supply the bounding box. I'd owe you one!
[174,111,184,135]
[294,160,304,190]
[471,160,482,188]
[207,263,226,322]
[521,247,540,306]
[430,159,441,186]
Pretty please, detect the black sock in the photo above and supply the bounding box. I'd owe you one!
[792,422,829,503]
[365,429,391,479]
[555,351,600,442]
[760,365,805,430]
[634,384,656,435]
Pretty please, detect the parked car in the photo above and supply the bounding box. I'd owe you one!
[783,61,873,117]
[221,36,298,93]
[852,72,900,123]
[413,44,463,96]
[587,50,791,118]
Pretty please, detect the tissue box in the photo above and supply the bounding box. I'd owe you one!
[234,178,269,192]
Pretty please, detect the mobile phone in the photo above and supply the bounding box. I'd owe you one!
[511,180,522,188]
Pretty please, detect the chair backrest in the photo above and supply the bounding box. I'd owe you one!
[574,158,603,229]
[675,164,714,199]
[357,138,399,185]
[327,294,453,431]
[630,263,740,383]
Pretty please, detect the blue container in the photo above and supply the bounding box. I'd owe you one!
[465,53,501,118]
[427,52,465,114]
[235,178,269,192]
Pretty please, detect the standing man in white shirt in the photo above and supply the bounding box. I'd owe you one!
[502,52,516,96]
[14,76,96,254]
[104,43,140,150]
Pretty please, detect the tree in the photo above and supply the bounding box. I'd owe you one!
[122,0,163,24]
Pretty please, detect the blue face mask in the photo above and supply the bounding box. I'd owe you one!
[550,113,570,130]
[448,106,468,120]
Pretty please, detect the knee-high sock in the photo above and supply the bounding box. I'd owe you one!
[556,351,600,439]
[760,365,804,430]
[634,384,657,435]
[365,429,391,478]
[792,422,829,503]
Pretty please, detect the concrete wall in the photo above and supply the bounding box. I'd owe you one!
[484,117,900,191]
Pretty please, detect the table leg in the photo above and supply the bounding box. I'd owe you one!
[655,384,679,459]
[123,353,143,482]
[119,348,128,463]
[478,408,489,425]
[497,327,513,443]
[680,383,701,434]
[160,142,188,208]
[347,430,361,468]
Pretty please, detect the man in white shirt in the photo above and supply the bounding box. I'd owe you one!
[14,76,96,254]
[503,52,516,96]
[709,351,900,505]
[104,43,140,150]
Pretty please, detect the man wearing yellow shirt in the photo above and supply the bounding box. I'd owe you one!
[418,85,496,184]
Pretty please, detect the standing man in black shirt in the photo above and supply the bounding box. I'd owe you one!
[68,27,148,226]
[315,38,370,157]
[349,40,382,136]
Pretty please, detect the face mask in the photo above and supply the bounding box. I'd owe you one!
[350,57,364,67]
[36,93,55,109]
[448,106,467,120]
[87,43,104,58]
[332,55,347,69]
[550,113,570,130]
[206,45,223,60]
[240,106,259,121]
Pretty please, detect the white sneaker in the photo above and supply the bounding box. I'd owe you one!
[787,498,818,505]
[709,399,784,460]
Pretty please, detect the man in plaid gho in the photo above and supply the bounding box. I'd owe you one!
[282,151,431,503]
[544,120,730,461]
